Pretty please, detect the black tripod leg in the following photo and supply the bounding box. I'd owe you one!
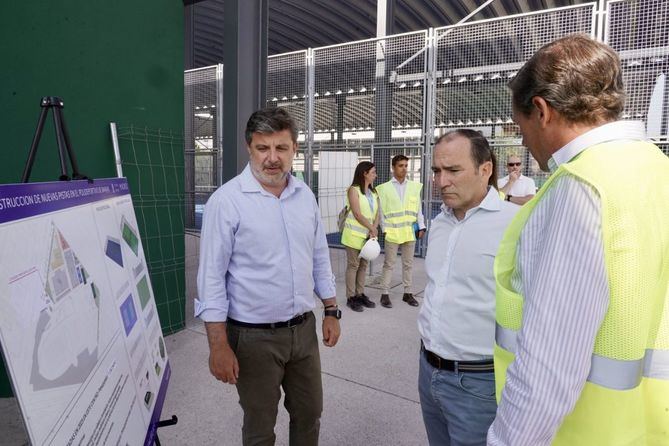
[52,107,70,180]
[21,106,49,183]
[58,107,85,179]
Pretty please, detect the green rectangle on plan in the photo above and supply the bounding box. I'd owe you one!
[137,275,151,310]
[122,222,139,256]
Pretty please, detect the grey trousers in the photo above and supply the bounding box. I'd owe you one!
[227,312,322,446]
[345,246,368,298]
[380,240,416,294]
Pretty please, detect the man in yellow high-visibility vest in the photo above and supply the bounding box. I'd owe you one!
[377,155,426,308]
[488,34,669,445]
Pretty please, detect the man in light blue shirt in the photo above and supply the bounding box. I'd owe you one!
[196,107,341,445]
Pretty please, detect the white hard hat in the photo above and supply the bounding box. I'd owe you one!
[359,237,381,261]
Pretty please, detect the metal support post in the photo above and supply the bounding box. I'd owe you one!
[222,0,268,182]
[305,48,315,188]
[420,29,437,257]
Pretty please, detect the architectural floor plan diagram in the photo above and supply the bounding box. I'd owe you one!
[29,224,101,391]
[0,178,170,446]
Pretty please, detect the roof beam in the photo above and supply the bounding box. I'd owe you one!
[271,1,361,45]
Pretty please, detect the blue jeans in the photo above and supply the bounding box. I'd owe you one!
[418,352,497,446]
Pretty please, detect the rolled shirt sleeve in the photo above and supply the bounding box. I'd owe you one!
[195,193,236,322]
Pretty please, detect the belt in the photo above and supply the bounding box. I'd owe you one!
[422,347,494,373]
[227,312,310,329]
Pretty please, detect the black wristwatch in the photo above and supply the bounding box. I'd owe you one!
[324,305,342,320]
[505,194,512,202]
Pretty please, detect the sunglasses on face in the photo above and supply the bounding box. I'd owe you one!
[507,162,521,167]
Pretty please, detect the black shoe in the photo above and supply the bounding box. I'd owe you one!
[358,294,376,308]
[380,294,392,308]
[347,297,364,312]
[403,293,419,307]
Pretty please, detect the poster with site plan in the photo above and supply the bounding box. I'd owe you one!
[0,178,170,446]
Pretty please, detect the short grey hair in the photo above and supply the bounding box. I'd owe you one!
[245,107,298,144]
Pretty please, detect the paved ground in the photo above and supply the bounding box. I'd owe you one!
[0,236,430,445]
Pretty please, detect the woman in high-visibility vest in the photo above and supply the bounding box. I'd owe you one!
[341,161,380,312]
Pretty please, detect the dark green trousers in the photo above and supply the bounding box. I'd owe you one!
[227,312,323,446]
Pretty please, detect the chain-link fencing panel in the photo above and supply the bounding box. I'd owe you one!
[266,51,309,182]
[429,4,595,222]
[116,125,185,334]
[184,65,222,230]
[184,2,669,264]
[606,0,669,147]
[311,31,428,186]
[310,31,430,262]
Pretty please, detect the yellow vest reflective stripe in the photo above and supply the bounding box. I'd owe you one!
[341,187,378,250]
[376,180,422,244]
[496,323,669,389]
[494,140,669,445]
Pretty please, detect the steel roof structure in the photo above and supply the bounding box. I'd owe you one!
[188,0,590,67]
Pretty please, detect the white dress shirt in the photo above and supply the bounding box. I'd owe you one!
[488,121,647,445]
[195,165,336,324]
[498,174,536,196]
[418,187,519,360]
[380,177,426,231]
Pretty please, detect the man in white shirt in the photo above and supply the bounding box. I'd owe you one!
[498,154,536,205]
[419,129,518,445]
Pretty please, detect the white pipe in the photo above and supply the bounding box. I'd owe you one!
[110,122,123,178]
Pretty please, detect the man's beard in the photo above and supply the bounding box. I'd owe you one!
[252,162,288,186]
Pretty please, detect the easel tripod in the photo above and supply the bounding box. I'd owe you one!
[22,96,88,182]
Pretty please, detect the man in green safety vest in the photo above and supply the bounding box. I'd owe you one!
[488,34,669,445]
[376,154,426,308]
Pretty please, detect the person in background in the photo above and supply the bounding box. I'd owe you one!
[498,153,536,205]
[196,107,341,446]
[341,161,380,312]
[419,129,518,445]
[377,154,426,308]
[488,34,669,445]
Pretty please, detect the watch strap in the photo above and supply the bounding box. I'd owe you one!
[324,308,342,319]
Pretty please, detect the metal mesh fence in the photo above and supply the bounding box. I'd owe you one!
[116,125,185,335]
[185,0,669,258]
[266,51,309,181]
[311,31,427,153]
[606,0,669,149]
[184,65,222,230]
[430,4,595,221]
[310,32,428,257]
[267,50,307,133]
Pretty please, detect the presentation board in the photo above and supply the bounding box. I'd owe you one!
[0,178,170,446]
